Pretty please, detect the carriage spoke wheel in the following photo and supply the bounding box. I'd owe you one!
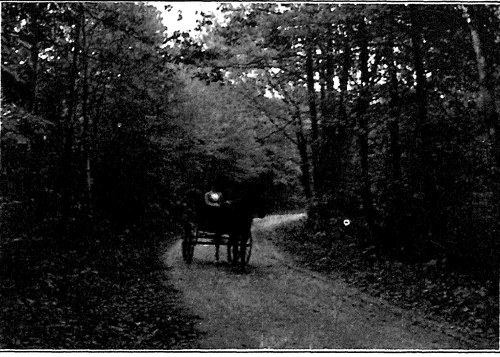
[182,224,197,264]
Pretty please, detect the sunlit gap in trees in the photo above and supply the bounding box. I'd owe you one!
[148,1,221,36]
[226,68,280,98]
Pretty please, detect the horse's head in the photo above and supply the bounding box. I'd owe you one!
[253,200,268,219]
[242,185,270,219]
[241,193,268,219]
[220,193,267,220]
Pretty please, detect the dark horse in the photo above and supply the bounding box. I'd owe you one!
[187,187,267,269]
[220,196,267,268]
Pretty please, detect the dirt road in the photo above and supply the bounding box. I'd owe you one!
[163,214,467,350]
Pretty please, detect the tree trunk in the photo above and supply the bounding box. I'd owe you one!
[79,4,93,216]
[357,17,376,235]
[409,5,433,256]
[60,9,81,233]
[295,108,312,200]
[386,29,404,256]
[29,42,40,114]
[319,36,335,125]
[320,34,345,212]
[466,7,500,216]
[325,37,335,103]
[388,44,403,188]
[27,4,42,114]
[318,53,326,119]
[333,28,353,216]
[305,40,320,196]
[338,32,350,127]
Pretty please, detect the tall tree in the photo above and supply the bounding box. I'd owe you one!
[169,3,500,265]
[355,15,377,234]
[464,6,500,216]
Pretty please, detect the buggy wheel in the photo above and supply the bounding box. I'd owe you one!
[182,224,197,264]
[239,232,252,270]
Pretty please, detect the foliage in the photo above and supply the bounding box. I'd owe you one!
[0,207,200,349]
[1,3,197,349]
[194,3,500,268]
[173,67,304,210]
[1,3,303,348]
[1,2,499,349]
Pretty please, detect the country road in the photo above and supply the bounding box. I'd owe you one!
[163,214,468,350]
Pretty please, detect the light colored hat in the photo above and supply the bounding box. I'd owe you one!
[204,191,222,207]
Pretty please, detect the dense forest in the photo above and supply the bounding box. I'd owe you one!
[198,3,500,267]
[1,2,498,349]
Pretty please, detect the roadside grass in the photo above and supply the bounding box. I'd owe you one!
[260,216,499,350]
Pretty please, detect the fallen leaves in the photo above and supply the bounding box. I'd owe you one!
[0,226,201,349]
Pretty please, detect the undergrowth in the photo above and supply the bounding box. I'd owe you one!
[0,205,201,349]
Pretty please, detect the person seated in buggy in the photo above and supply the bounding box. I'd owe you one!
[204,188,224,208]
[196,185,227,234]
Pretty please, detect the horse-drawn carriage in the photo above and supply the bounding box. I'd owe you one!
[182,188,264,270]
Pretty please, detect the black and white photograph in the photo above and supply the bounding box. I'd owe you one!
[1,1,498,351]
